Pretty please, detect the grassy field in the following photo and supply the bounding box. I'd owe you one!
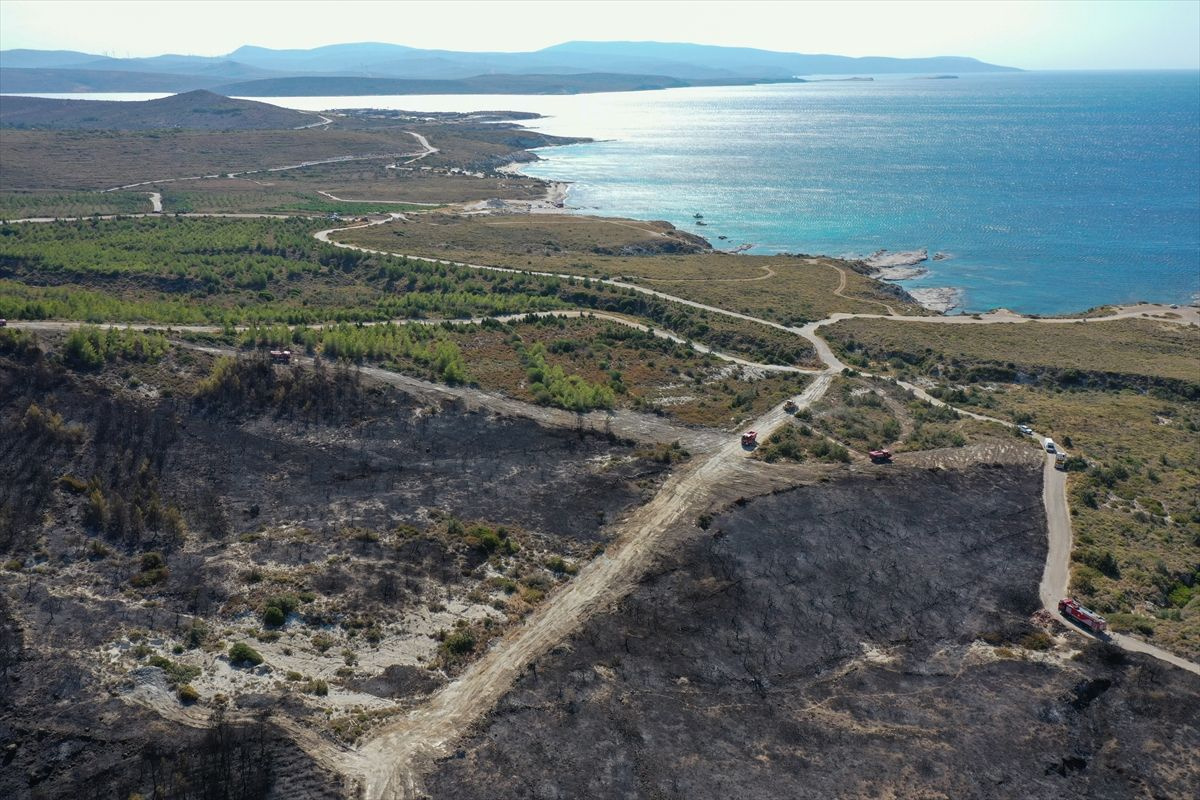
[154,163,549,214]
[336,213,923,324]
[823,317,1200,384]
[0,114,563,219]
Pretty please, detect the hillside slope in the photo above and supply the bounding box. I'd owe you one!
[0,40,1019,93]
[0,90,316,130]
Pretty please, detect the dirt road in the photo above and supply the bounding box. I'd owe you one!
[295,112,334,130]
[1040,455,1200,676]
[352,372,834,799]
[388,131,439,167]
[6,193,1199,797]
[312,215,1200,796]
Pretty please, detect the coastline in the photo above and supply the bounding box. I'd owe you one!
[856,248,962,313]
[496,158,961,313]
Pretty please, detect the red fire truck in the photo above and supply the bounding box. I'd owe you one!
[1058,598,1107,634]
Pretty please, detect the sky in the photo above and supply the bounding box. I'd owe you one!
[1,0,1198,70]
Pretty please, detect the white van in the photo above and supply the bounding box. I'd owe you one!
[1043,438,1057,453]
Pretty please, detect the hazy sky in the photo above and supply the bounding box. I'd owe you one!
[2,0,1198,70]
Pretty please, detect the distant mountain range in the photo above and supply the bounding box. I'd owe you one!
[0,41,1018,95]
[0,90,318,129]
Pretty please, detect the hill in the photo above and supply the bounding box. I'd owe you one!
[210,72,749,97]
[0,40,1019,94]
[0,90,318,130]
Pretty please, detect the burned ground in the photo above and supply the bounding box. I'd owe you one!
[425,465,1200,800]
[1,352,664,555]
[0,342,675,799]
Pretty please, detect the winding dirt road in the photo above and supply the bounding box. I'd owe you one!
[5,178,1199,796]
[350,371,835,799]
[317,215,1199,672]
[295,112,335,130]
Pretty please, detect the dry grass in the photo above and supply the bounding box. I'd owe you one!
[823,317,1200,383]
[0,127,430,190]
[337,213,922,323]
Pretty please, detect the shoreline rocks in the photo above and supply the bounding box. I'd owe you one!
[908,287,965,314]
[863,248,928,268]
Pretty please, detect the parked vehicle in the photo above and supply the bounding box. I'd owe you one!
[0,319,6,327]
[783,400,798,413]
[269,349,292,364]
[1043,437,1057,453]
[1017,424,1033,436]
[741,430,758,447]
[1058,598,1107,633]
[868,449,892,463]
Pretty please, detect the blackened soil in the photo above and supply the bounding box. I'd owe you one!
[1,356,666,556]
[0,353,674,800]
[425,465,1200,800]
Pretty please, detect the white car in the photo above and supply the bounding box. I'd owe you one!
[1017,424,1033,435]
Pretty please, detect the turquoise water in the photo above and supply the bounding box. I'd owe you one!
[20,74,1199,313]
[509,73,1200,314]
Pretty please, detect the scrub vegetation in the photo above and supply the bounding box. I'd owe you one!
[824,316,1200,385]
[825,319,1200,657]
[336,212,923,323]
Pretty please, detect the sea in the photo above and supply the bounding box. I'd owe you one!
[18,72,1200,314]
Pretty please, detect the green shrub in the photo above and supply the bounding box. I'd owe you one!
[545,556,577,575]
[519,342,614,411]
[63,326,169,370]
[261,593,300,628]
[147,655,201,686]
[228,642,264,667]
[184,621,209,650]
[1167,583,1193,608]
[441,629,476,658]
[177,684,200,704]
